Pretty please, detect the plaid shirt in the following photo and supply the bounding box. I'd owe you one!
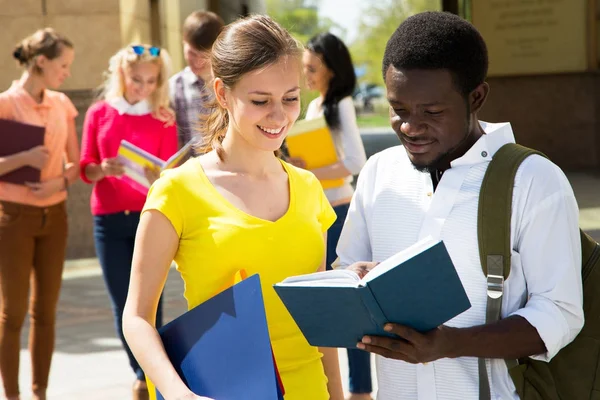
[169,67,212,149]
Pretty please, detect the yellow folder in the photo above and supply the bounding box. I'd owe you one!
[286,116,344,190]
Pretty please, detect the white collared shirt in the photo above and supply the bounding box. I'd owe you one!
[305,96,367,204]
[336,121,584,399]
[107,97,152,116]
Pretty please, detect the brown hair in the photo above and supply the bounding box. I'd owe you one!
[183,11,224,51]
[13,28,73,73]
[198,14,303,159]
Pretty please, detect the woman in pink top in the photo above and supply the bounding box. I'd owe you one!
[79,44,177,400]
[0,28,79,400]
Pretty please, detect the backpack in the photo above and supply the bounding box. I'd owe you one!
[477,143,600,400]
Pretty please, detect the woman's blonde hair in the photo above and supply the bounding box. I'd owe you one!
[97,44,173,118]
[198,14,303,158]
[13,28,73,74]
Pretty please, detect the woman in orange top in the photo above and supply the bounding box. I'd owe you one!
[0,28,79,400]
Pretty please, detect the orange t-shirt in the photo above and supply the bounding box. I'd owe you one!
[0,81,78,207]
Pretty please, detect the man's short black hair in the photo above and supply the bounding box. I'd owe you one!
[382,11,488,97]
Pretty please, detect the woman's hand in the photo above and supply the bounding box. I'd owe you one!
[23,145,50,170]
[287,156,307,169]
[25,177,64,199]
[174,393,214,400]
[100,157,125,177]
[144,165,161,186]
[157,107,176,127]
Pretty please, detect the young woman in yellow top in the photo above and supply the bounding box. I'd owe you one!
[122,15,344,400]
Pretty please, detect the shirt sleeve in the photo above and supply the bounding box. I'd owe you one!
[143,171,184,237]
[314,175,336,233]
[509,157,584,361]
[335,156,374,267]
[59,92,78,119]
[0,93,13,119]
[79,105,101,184]
[336,97,367,175]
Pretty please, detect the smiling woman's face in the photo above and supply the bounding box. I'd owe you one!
[218,55,302,153]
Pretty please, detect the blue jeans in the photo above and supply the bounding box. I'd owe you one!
[93,212,163,381]
[327,203,372,394]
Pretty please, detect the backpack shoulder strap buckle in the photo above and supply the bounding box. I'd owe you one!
[487,255,505,300]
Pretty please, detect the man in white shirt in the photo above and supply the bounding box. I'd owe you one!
[336,11,584,400]
[169,10,223,150]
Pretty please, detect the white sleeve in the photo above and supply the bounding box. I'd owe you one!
[335,157,375,267]
[336,97,367,175]
[509,157,584,361]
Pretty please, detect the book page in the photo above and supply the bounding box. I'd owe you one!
[275,269,361,288]
[117,140,166,191]
[359,236,439,285]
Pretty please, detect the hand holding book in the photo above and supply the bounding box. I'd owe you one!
[143,165,161,186]
[345,261,379,279]
[117,139,194,194]
[357,320,458,364]
[22,145,49,170]
[274,237,471,349]
[174,394,214,400]
[100,157,125,178]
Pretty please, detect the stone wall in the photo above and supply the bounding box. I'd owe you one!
[63,89,96,259]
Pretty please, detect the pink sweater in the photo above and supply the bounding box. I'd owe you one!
[80,101,178,216]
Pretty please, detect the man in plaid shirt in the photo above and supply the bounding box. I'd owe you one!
[169,10,224,151]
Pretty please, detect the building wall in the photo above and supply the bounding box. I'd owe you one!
[480,73,600,170]
[0,0,265,259]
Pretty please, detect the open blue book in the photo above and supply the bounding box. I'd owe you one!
[153,274,283,400]
[274,238,471,348]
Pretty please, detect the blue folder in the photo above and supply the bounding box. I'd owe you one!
[155,274,283,399]
[274,240,471,349]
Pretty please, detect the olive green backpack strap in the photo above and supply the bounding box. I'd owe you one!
[477,143,545,399]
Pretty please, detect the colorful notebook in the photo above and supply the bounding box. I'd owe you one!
[286,116,344,190]
[0,118,45,185]
[150,274,284,400]
[117,139,193,194]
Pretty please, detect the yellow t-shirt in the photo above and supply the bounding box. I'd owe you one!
[143,157,336,398]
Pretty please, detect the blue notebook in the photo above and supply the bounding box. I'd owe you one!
[155,274,283,399]
[274,238,471,348]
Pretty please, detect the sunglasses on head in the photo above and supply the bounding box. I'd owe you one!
[131,45,161,57]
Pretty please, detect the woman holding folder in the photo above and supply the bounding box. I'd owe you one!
[0,29,79,400]
[79,44,177,400]
[298,33,371,400]
[123,15,344,400]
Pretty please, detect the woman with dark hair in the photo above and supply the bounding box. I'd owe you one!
[298,32,371,400]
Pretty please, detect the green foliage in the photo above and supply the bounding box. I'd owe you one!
[266,0,343,45]
[460,0,472,21]
[350,0,440,86]
[266,0,342,118]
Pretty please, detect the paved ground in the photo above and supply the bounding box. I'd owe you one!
[9,130,600,399]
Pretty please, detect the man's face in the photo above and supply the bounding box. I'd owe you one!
[183,41,211,78]
[385,66,471,172]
